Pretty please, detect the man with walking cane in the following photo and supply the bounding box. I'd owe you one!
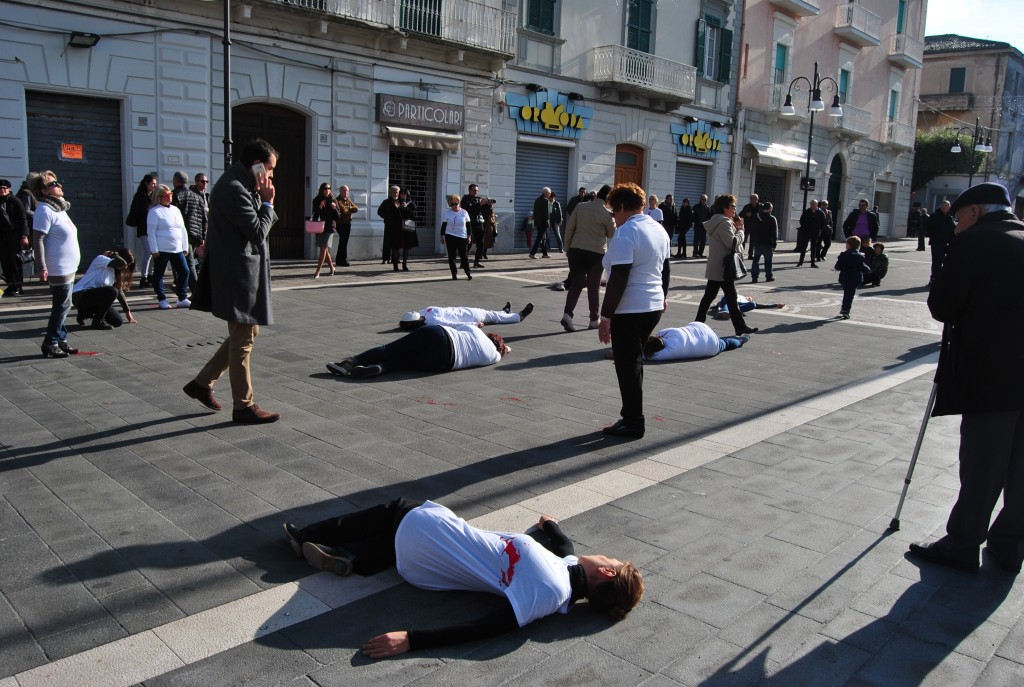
[907,182,1024,575]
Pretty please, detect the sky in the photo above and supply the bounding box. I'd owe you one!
[924,0,1022,51]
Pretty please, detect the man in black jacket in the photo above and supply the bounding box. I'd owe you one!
[749,202,778,283]
[0,179,30,296]
[909,182,1024,575]
[172,171,208,293]
[529,187,552,258]
[691,194,711,257]
[659,194,679,244]
[796,200,824,267]
[926,200,956,285]
[460,184,486,268]
[739,194,760,259]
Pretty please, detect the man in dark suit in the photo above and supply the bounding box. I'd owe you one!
[739,194,760,259]
[529,187,552,258]
[795,199,824,267]
[926,200,956,285]
[691,194,711,257]
[909,182,1024,575]
[184,139,280,424]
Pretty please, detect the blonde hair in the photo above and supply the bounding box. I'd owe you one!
[151,184,172,206]
[30,171,57,196]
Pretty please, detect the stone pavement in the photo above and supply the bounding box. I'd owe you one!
[0,239,1021,686]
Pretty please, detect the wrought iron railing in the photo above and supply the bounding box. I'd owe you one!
[889,33,924,66]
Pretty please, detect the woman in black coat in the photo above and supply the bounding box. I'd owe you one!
[126,174,157,287]
[377,185,415,272]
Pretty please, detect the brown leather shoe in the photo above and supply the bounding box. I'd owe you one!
[183,381,221,410]
[232,405,281,424]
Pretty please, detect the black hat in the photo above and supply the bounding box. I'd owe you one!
[950,182,1011,213]
[0,179,10,188]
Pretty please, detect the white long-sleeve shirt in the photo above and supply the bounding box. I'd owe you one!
[421,306,520,327]
[146,204,189,254]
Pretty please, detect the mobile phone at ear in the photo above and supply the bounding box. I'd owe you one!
[251,162,266,179]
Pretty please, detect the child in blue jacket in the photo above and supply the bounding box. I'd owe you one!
[834,236,871,319]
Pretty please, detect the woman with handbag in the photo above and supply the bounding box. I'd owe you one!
[32,171,82,358]
[694,194,758,337]
[377,186,415,272]
[310,182,338,279]
[126,174,158,287]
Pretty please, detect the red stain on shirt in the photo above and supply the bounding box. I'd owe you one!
[499,536,521,587]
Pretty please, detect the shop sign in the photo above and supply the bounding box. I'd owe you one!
[506,89,592,140]
[670,121,725,159]
[60,143,84,161]
[376,94,465,132]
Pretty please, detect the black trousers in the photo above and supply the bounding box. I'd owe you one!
[529,227,549,257]
[676,227,689,257]
[354,325,454,374]
[445,236,471,278]
[563,248,603,321]
[471,223,485,264]
[693,226,706,255]
[696,280,747,335]
[298,498,423,576]
[334,223,351,264]
[610,310,663,423]
[1,234,25,290]
[947,411,1024,565]
[72,286,123,326]
[795,230,816,264]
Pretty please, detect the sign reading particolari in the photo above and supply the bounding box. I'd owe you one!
[506,90,593,140]
[376,94,465,132]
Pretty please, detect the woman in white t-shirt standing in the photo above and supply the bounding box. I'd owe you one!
[440,193,472,280]
[32,171,82,358]
[597,183,671,439]
[146,184,191,309]
[644,194,664,227]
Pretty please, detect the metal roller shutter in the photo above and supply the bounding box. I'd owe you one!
[26,92,123,267]
[674,162,709,245]
[514,142,570,251]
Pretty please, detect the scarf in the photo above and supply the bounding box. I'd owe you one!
[38,194,71,213]
[567,564,587,606]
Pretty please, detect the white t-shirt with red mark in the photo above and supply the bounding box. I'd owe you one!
[395,501,577,627]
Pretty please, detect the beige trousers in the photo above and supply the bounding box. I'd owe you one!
[194,322,259,410]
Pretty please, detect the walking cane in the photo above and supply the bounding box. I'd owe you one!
[888,382,938,532]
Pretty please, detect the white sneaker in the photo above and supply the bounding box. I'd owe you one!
[177,299,191,308]
[589,319,601,329]
[158,300,171,310]
[560,313,575,332]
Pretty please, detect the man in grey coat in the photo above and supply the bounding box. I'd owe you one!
[184,139,281,424]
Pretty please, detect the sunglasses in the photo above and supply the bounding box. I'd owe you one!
[45,181,62,189]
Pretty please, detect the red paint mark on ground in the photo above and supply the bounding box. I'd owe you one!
[771,351,783,356]
[652,416,664,422]
[499,396,523,402]
[423,398,454,406]
[76,351,100,356]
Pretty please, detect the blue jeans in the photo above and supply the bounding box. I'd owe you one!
[153,251,190,301]
[751,244,773,280]
[44,278,73,346]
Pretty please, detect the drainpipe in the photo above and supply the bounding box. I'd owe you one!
[730,106,746,198]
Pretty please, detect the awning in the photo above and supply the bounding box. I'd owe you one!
[748,139,816,170]
[384,126,462,152]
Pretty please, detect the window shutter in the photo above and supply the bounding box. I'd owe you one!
[718,28,733,84]
[540,0,555,34]
[695,18,706,77]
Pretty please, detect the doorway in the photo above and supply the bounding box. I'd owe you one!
[232,104,307,259]
[827,156,844,238]
[615,144,645,187]
[388,149,440,255]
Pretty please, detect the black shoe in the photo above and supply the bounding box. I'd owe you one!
[466,272,473,280]
[402,264,410,272]
[474,262,485,268]
[139,278,151,288]
[502,301,511,314]
[602,418,645,439]
[302,541,354,576]
[796,261,803,267]
[92,319,114,330]
[451,274,458,280]
[393,264,399,272]
[519,303,534,320]
[909,538,979,572]
[766,277,775,282]
[736,326,759,335]
[57,341,79,355]
[751,278,758,283]
[283,522,303,559]
[340,261,351,267]
[987,546,1023,574]
[810,263,819,268]
[41,344,69,358]
[351,364,384,378]
[76,312,87,326]
[326,358,357,377]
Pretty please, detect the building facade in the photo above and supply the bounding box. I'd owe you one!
[735,0,924,240]
[916,34,1024,217]
[1,0,746,261]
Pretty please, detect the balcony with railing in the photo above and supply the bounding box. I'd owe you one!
[833,3,881,47]
[920,92,973,111]
[828,103,872,138]
[589,45,697,104]
[881,121,915,149]
[770,0,820,18]
[266,0,517,56]
[888,33,924,69]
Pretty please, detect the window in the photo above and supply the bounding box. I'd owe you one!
[896,0,907,34]
[888,89,899,121]
[626,0,654,53]
[696,16,733,84]
[773,44,787,84]
[949,67,966,93]
[839,68,851,104]
[526,0,556,36]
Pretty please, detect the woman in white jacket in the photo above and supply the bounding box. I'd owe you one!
[146,184,191,309]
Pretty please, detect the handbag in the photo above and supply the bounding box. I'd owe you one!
[402,218,417,233]
[723,236,747,281]
[15,248,35,265]
[304,220,325,234]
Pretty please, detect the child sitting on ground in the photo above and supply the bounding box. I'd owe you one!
[866,242,888,287]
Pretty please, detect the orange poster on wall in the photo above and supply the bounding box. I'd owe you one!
[60,143,84,160]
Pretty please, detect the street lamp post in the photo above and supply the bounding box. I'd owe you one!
[780,61,843,211]
[950,116,991,187]
[202,0,233,168]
